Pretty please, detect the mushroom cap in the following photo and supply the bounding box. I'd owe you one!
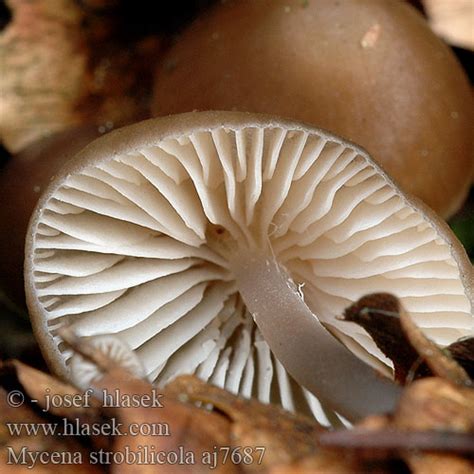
[152,0,474,219]
[25,111,473,423]
[0,126,104,304]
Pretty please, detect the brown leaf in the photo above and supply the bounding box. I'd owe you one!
[343,293,472,387]
[446,337,474,380]
[269,416,399,473]
[60,331,236,473]
[0,0,160,153]
[0,359,101,420]
[5,328,474,474]
[167,376,390,473]
[342,293,428,383]
[404,452,474,474]
[166,375,324,472]
[64,328,352,473]
[100,374,236,474]
[393,375,474,474]
[394,377,474,433]
[398,304,472,387]
[0,0,88,152]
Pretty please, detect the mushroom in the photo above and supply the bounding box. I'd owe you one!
[68,334,145,391]
[152,0,474,219]
[0,126,105,304]
[25,112,473,423]
[0,0,161,305]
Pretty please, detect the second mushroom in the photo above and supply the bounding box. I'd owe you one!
[25,112,473,424]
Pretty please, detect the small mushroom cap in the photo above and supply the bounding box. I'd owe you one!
[25,111,473,423]
[152,0,474,218]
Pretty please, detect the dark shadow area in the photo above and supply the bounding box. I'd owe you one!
[0,1,12,32]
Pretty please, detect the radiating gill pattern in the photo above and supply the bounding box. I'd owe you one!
[30,124,472,423]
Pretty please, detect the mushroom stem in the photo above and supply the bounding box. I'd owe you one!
[226,245,402,422]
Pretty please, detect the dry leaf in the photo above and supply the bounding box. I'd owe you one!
[0,0,160,153]
[166,375,324,471]
[343,293,473,386]
[404,451,474,474]
[1,360,101,420]
[342,293,427,383]
[60,330,236,473]
[3,316,473,474]
[398,305,472,387]
[446,337,474,380]
[0,0,88,152]
[394,377,474,433]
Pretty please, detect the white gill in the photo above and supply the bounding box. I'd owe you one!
[30,125,473,424]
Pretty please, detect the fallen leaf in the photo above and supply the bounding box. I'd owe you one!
[0,0,160,153]
[1,359,101,419]
[404,451,474,474]
[446,337,474,380]
[398,304,472,387]
[342,293,427,383]
[166,375,324,471]
[342,293,472,387]
[60,330,236,473]
[394,377,474,433]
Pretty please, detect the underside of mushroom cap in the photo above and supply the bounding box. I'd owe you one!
[25,111,474,424]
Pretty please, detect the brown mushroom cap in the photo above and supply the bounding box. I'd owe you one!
[0,127,103,304]
[25,111,473,422]
[152,0,474,219]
